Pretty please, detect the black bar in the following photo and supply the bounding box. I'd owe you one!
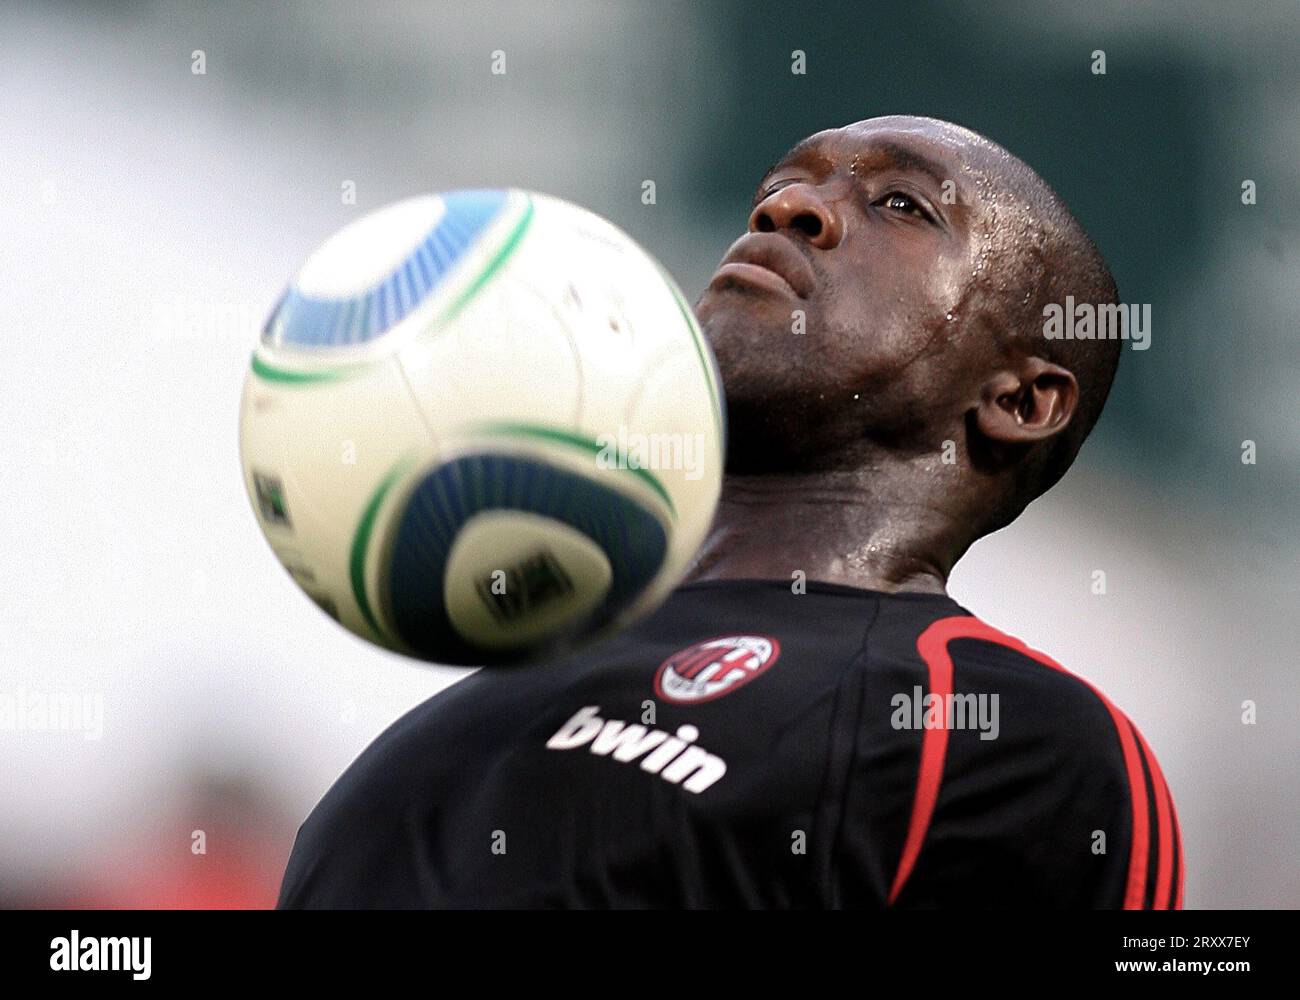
[0,908,1290,987]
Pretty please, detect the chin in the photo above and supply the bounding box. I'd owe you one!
[701,312,798,392]
[697,286,801,341]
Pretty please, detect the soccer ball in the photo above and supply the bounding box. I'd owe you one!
[239,189,724,665]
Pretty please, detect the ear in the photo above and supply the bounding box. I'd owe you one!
[975,357,1079,445]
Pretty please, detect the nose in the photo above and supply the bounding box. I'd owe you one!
[748,183,844,249]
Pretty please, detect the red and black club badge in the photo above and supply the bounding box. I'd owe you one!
[653,635,781,704]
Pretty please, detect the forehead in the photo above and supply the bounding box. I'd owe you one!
[773,121,978,182]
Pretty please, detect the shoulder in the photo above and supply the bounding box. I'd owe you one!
[916,611,1179,798]
[899,612,1183,908]
[912,612,1137,745]
[278,672,502,908]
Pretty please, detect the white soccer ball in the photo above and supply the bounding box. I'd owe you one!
[239,190,724,665]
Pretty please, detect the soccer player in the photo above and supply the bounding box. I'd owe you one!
[279,115,1183,909]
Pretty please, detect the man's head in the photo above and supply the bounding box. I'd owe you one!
[695,115,1120,538]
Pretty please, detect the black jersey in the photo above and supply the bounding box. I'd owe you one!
[279,579,1183,909]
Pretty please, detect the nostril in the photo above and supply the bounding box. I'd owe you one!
[755,213,776,233]
[792,213,822,239]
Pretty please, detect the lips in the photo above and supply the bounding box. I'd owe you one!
[709,233,816,299]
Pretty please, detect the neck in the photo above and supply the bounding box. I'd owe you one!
[685,462,968,595]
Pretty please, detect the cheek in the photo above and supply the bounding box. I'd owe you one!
[816,291,917,382]
[821,264,962,384]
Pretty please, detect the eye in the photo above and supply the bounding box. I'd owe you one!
[875,191,932,221]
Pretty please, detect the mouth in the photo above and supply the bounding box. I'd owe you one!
[708,233,815,299]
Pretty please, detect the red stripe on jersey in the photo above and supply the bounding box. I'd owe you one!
[890,615,1152,909]
[1133,724,1180,909]
[886,620,955,905]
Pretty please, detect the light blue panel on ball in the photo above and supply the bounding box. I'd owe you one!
[265,189,508,348]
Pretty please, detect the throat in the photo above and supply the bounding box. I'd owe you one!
[685,470,959,595]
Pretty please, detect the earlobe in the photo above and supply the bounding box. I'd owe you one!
[975,360,1078,445]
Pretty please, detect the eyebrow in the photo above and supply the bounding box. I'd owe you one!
[861,141,954,188]
[762,138,957,193]
[759,139,828,183]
